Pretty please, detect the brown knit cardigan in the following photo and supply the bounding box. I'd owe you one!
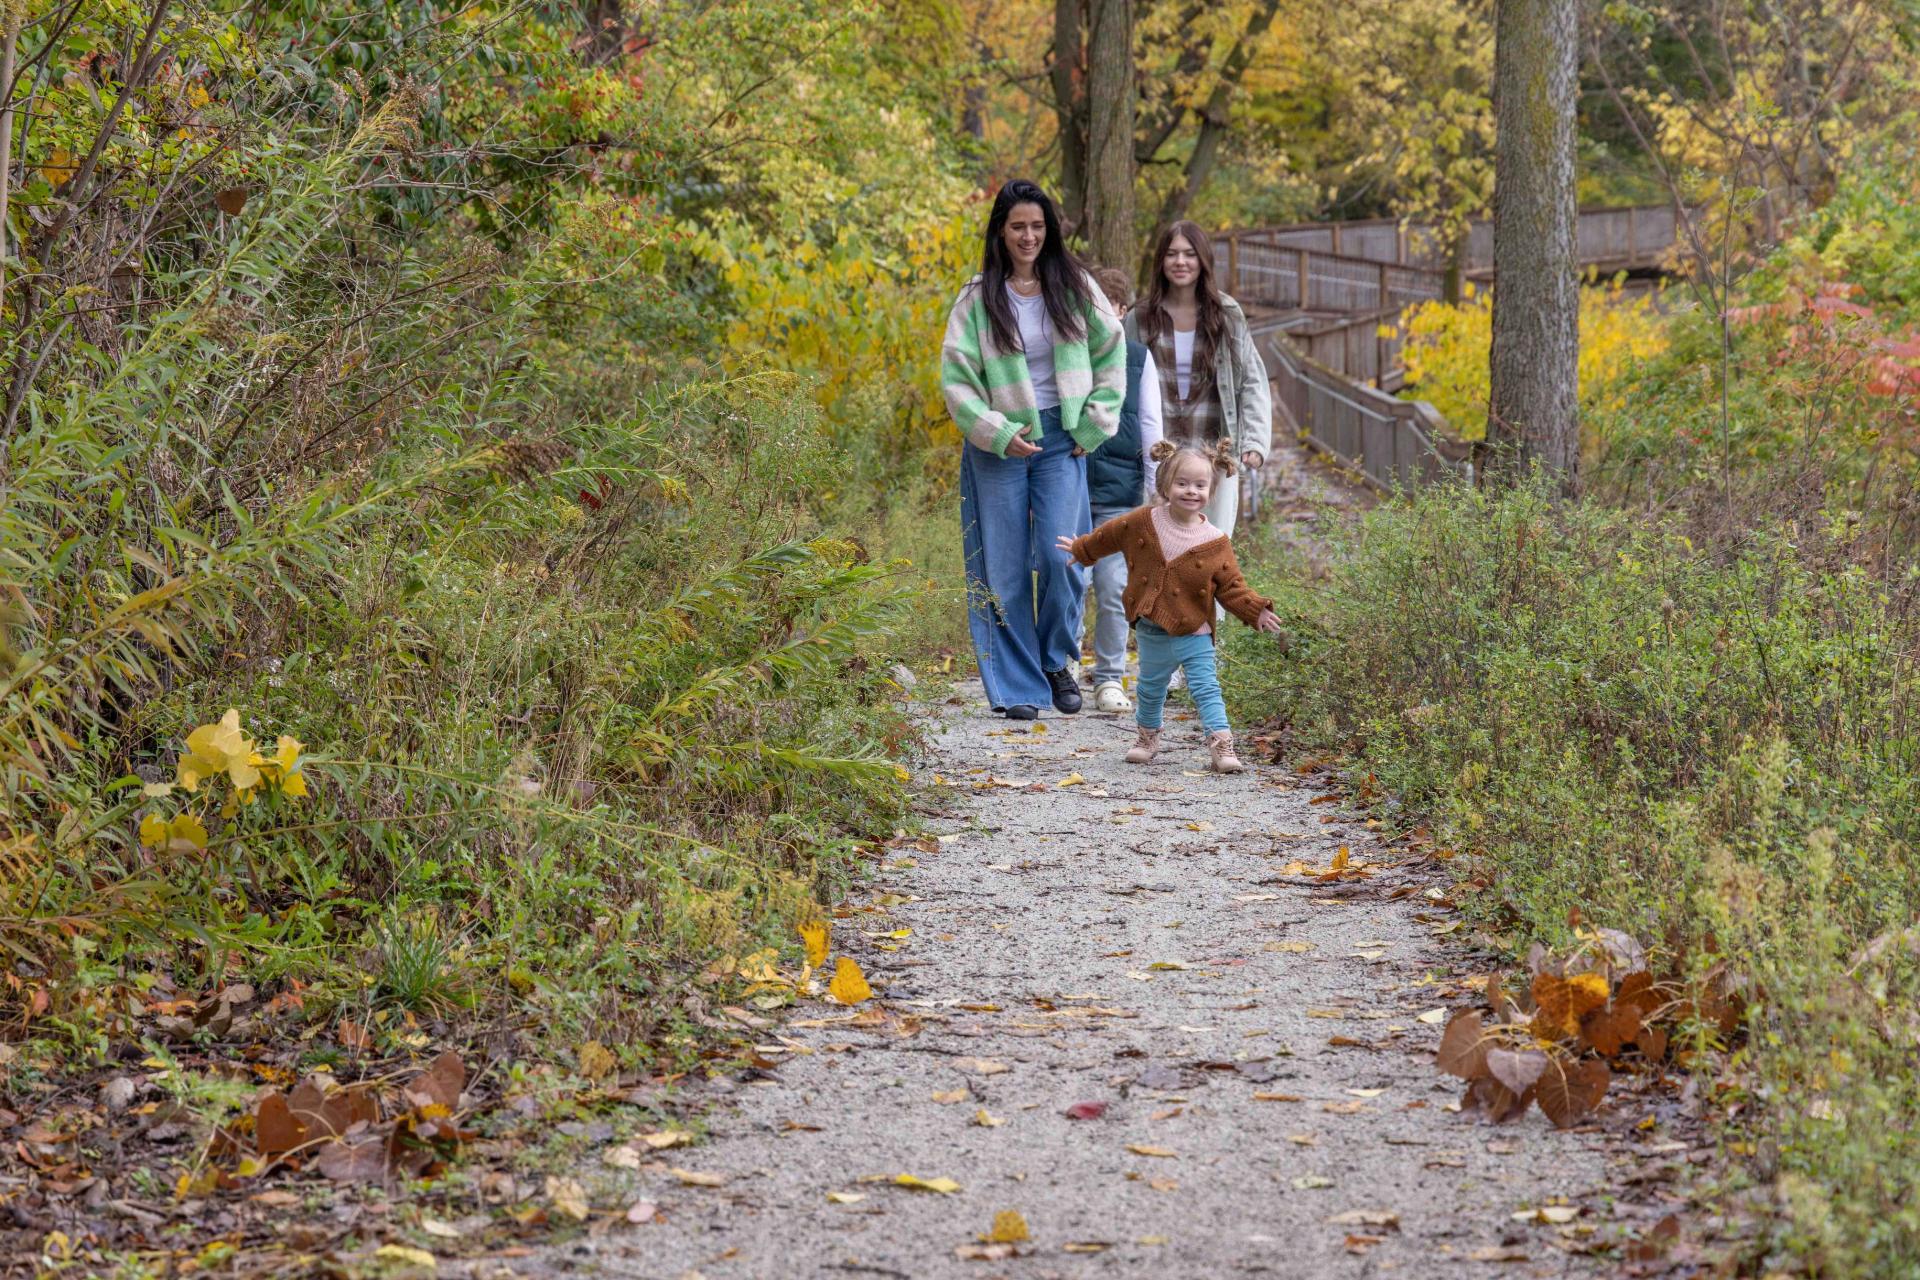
[1066,506,1273,640]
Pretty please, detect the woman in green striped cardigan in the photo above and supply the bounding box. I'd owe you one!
[942,180,1128,720]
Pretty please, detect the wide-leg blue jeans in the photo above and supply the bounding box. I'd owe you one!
[960,410,1088,710]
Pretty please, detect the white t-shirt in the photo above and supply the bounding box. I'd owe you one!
[1008,286,1060,411]
[1138,350,1165,494]
[1172,328,1196,399]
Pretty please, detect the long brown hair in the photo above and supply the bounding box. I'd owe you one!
[1137,220,1228,390]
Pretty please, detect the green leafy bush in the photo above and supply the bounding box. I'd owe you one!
[1229,479,1920,1274]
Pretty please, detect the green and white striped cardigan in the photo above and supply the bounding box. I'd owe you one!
[940,273,1128,458]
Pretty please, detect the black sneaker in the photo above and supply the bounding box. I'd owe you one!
[1005,704,1041,721]
[1045,669,1082,714]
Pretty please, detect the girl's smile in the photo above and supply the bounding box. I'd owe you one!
[1002,202,1046,273]
[1167,457,1212,520]
[1162,234,1201,289]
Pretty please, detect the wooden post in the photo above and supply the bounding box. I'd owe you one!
[1297,248,1311,309]
[1377,325,1389,389]
[1377,261,1391,311]
[1626,206,1638,267]
[1397,223,1408,264]
[1330,223,1343,255]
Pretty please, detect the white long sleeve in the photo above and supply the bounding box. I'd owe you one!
[1138,349,1164,496]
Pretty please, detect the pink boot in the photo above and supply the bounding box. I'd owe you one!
[1207,730,1245,774]
[1125,726,1161,765]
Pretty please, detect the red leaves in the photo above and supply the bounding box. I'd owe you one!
[1727,278,1920,402]
[1063,1101,1108,1120]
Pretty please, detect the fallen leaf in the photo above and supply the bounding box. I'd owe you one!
[670,1168,726,1187]
[1148,1176,1178,1191]
[418,1216,462,1239]
[1536,1058,1610,1128]
[826,1191,866,1204]
[1064,1101,1108,1120]
[1064,1241,1112,1253]
[1321,1100,1370,1114]
[1126,1144,1177,1158]
[602,1145,643,1169]
[829,957,874,1005]
[546,1176,590,1221]
[640,1130,694,1150]
[1437,1010,1490,1079]
[1287,1133,1318,1146]
[1253,1092,1302,1102]
[1291,1174,1334,1189]
[799,920,830,969]
[1513,1205,1580,1224]
[1185,821,1214,832]
[1327,1209,1400,1228]
[1416,1008,1448,1025]
[894,1174,962,1194]
[956,1243,1018,1261]
[973,1109,1005,1128]
[932,1089,969,1104]
[1346,1088,1387,1098]
[955,1057,1010,1076]
[626,1200,659,1224]
[987,1209,1030,1243]
[1468,1246,1530,1262]
[372,1245,437,1272]
[1056,772,1086,787]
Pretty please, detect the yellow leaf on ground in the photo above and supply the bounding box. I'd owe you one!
[973,1109,1004,1127]
[894,1174,962,1194]
[931,1089,968,1104]
[1416,1008,1448,1024]
[373,1245,437,1271]
[799,920,830,968]
[955,1057,1010,1075]
[670,1168,726,1187]
[826,1191,866,1204]
[987,1209,1030,1243]
[546,1177,590,1221]
[1056,772,1086,787]
[1265,941,1314,953]
[1126,1144,1177,1158]
[829,957,873,1005]
[1329,847,1350,872]
[639,1130,693,1150]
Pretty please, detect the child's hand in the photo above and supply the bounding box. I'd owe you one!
[1255,608,1283,634]
[1054,533,1079,557]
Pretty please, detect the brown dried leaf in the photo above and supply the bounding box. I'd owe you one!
[1463,1077,1533,1123]
[1615,971,1660,1020]
[1530,974,1578,1040]
[1580,1002,1642,1057]
[253,1093,308,1158]
[1486,1048,1548,1096]
[1537,1059,1609,1129]
[213,188,249,215]
[404,1050,465,1112]
[1436,1011,1489,1080]
[316,1137,388,1182]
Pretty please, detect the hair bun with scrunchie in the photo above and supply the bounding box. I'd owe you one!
[1149,440,1177,462]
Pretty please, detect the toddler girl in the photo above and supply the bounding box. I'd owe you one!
[1056,440,1282,773]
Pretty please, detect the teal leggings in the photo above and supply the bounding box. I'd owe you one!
[1134,619,1228,734]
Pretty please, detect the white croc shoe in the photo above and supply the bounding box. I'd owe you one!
[1094,681,1133,713]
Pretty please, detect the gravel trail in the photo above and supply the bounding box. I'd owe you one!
[553,680,1633,1279]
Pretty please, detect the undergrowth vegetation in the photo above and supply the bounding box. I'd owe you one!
[1232,480,1919,1273]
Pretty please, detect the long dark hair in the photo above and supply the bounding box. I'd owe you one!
[978,179,1092,354]
[1138,220,1228,388]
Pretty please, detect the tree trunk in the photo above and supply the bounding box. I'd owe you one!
[1142,0,1280,264]
[581,0,627,65]
[1487,0,1580,492]
[1051,0,1088,232]
[1082,0,1133,269]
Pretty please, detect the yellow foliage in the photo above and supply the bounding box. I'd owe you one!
[798,919,830,969]
[1397,278,1670,442]
[694,208,979,456]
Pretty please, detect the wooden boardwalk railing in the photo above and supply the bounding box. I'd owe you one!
[1222,202,1685,494]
